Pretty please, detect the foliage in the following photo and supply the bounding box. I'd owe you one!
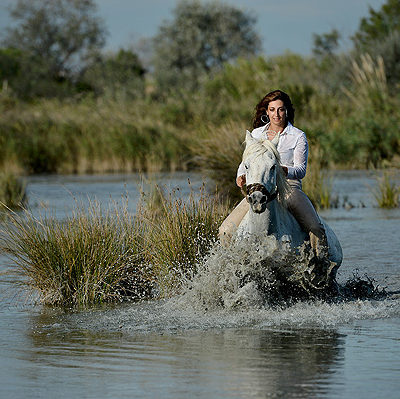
[302,166,332,210]
[352,0,400,51]
[152,0,261,91]
[372,171,400,208]
[0,98,188,174]
[0,48,73,99]
[82,49,146,99]
[0,172,26,210]
[138,184,230,297]
[190,121,247,203]
[0,200,150,306]
[355,30,400,89]
[4,0,107,78]
[337,54,400,168]
[312,29,340,58]
[1,185,229,307]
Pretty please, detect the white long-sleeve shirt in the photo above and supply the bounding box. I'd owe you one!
[237,122,309,182]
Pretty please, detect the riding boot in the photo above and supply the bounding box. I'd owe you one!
[308,231,338,289]
[309,231,329,259]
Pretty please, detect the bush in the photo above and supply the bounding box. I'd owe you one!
[1,185,229,306]
[0,172,26,210]
[372,171,399,208]
[138,184,230,297]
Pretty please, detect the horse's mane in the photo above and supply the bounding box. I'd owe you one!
[242,139,291,205]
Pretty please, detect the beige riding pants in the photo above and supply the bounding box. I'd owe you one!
[218,181,324,242]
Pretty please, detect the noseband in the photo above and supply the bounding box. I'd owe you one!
[246,183,278,204]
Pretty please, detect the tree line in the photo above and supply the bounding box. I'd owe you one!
[0,0,399,176]
[1,0,398,100]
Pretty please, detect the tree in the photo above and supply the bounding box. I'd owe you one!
[352,0,400,50]
[83,49,146,98]
[312,29,340,58]
[352,0,400,89]
[3,0,107,80]
[152,0,261,92]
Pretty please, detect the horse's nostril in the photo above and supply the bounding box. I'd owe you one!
[260,196,267,203]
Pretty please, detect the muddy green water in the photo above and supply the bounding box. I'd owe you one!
[1,171,399,398]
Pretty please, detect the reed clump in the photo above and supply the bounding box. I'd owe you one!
[302,167,332,210]
[138,184,230,297]
[1,185,229,307]
[190,122,247,203]
[0,171,26,210]
[1,201,150,306]
[1,53,400,176]
[0,98,188,174]
[372,171,400,208]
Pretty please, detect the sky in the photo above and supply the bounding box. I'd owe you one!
[0,0,388,56]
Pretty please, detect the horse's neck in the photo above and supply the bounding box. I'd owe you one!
[247,201,303,242]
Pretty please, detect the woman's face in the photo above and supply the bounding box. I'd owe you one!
[266,99,287,129]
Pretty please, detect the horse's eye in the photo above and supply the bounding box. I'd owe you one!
[244,164,249,170]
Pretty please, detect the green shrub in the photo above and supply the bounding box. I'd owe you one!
[372,171,400,208]
[1,200,149,306]
[2,185,229,306]
[0,172,26,210]
[138,184,230,297]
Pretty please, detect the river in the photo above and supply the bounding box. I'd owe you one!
[1,171,399,398]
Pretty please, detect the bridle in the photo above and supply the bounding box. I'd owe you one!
[245,182,278,204]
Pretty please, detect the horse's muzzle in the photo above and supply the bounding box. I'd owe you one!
[246,183,277,213]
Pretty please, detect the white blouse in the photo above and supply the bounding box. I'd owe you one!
[237,122,309,182]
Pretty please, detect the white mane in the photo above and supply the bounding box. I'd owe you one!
[242,138,291,204]
[242,139,281,163]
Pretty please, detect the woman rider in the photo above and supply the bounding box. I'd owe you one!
[220,89,328,258]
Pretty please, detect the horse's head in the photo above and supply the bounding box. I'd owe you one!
[242,131,289,213]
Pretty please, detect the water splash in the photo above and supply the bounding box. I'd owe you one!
[34,236,400,335]
[173,235,336,312]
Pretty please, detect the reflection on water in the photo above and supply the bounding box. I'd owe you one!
[25,318,345,399]
[1,171,400,398]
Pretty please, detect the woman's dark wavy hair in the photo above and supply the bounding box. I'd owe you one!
[252,90,295,129]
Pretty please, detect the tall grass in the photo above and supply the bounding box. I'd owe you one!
[0,98,188,174]
[1,52,400,175]
[138,184,230,297]
[372,171,400,208]
[191,121,247,203]
[1,201,150,306]
[1,185,229,307]
[302,145,333,210]
[302,167,332,210]
[0,171,26,210]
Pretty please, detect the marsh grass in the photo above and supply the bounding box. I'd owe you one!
[192,122,247,203]
[302,166,332,210]
[0,172,26,211]
[138,183,230,297]
[0,98,187,174]
[1,184,230,307]
[372,171,400,208]
[1,200,150,307]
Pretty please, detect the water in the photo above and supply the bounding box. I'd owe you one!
[1,171,400,398]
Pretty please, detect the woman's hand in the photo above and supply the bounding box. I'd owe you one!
[236,175,246,188]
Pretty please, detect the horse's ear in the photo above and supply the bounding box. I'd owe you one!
[271,132,280,146]
[245,130,255,145]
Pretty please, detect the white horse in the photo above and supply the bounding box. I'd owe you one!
[221,131,342,285]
